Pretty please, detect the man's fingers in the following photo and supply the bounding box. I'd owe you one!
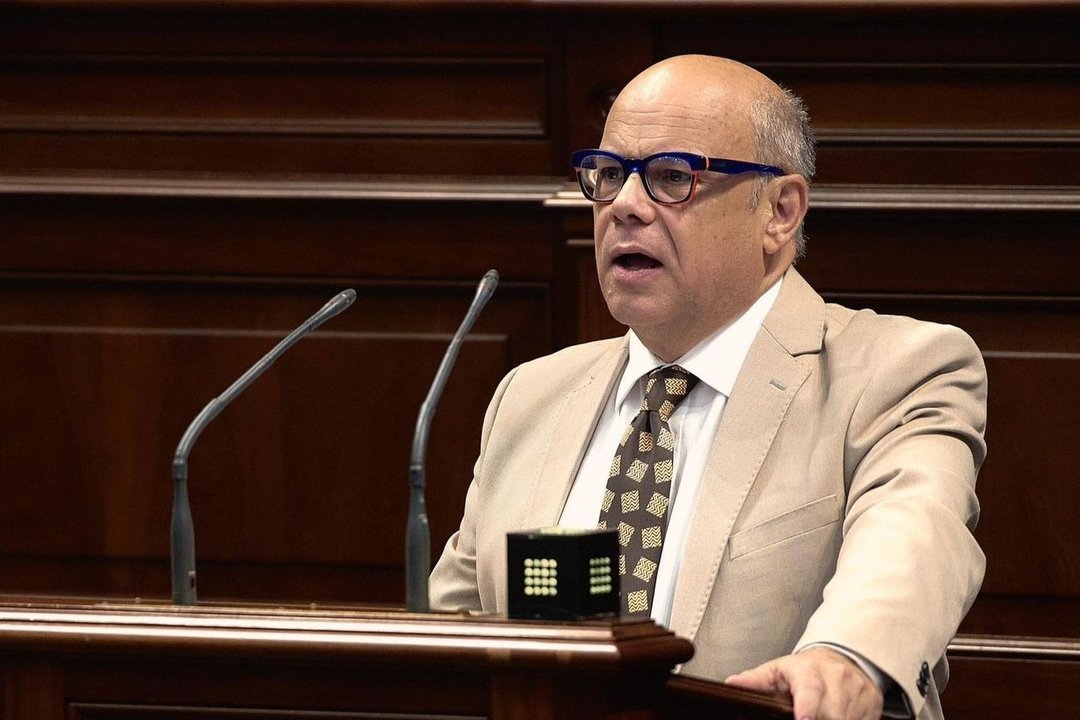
[725,661,789,693]
[731,657,825,720]
[786,668,827,720]
[725,649,883,720]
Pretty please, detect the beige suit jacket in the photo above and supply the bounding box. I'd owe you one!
[430,269,987,719]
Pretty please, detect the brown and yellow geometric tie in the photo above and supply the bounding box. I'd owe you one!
[598,365,699,617]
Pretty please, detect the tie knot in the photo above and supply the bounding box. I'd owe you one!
[641,365,698,422]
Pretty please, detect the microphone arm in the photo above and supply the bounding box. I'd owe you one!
[170,289,357,606]
[406,270,499,612]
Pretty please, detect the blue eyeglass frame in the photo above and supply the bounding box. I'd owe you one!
[570,149,786,205]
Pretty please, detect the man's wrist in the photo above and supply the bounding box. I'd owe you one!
[798,644,914,718]
[799,642,888,692]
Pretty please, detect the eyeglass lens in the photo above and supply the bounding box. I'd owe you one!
[578,154,695,203]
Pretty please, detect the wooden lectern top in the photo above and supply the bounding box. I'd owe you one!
[0,594,693,672]
[7,594,787,720]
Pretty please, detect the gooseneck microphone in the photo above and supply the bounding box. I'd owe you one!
[170,289,357,606]
[407,270,499,612]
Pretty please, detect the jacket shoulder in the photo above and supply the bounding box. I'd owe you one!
[824,302,980,354]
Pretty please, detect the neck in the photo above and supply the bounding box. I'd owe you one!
[635,270,788,363]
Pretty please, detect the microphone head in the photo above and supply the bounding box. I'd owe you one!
[477,270,499,301]
[323,288,357,317]
[336,288,358,307]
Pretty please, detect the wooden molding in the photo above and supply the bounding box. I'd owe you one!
[10,174,1080,211]
[950,634,1080,661]
[0,173,566,202]
[548,182,1080,212]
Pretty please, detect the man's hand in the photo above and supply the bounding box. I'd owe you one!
[724,646,884,720]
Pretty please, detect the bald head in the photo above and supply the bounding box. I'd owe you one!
[603,55,815,256]
[608,56,782,159]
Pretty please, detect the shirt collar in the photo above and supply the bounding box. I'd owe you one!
[615,277,784,413]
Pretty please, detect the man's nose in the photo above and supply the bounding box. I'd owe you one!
[609,172,656,224]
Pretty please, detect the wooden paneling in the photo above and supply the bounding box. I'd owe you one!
[0,57,548,135]
[658,6,1080,186]
[0,273,550,602]
[661,4,1080,65]
[943,636,1080,719]
[776,64,1080,186]
[0,1,1078,713]
[0,2,566,176]
[0,189,560,281]
[0,56,553,175]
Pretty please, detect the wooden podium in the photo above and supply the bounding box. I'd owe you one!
[0,596,792,720]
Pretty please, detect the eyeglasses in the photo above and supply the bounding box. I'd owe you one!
[570,149,785,205]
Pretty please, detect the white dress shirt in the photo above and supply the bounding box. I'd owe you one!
[559,279,782,626]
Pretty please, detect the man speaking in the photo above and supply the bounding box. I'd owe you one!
[430,55,986,720]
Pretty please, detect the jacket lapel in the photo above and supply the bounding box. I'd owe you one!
[669,269,825,640]
[521,337,629,528]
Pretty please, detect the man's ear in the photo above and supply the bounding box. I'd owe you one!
[763,175,809,255]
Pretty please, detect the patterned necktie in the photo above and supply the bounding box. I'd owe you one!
[598,365,699,617]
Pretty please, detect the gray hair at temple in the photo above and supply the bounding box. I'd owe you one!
[749,85,816,259]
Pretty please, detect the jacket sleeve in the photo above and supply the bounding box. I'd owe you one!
[795,321,987,716]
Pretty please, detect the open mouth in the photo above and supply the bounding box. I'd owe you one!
[614,252,662,270]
